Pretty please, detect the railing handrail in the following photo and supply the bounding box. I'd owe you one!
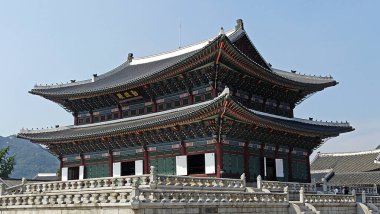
[25,174,150,186]
[262,180,314,186]
[156,174,243,182]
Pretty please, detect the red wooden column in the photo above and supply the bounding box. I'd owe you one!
[59,156,64,181]
[151,98,157,113]
[73,113,78,125]
[306,150,311,183]
[189,90,194,105]
[118,105,123,119]
[215,138,223,178]
[89,111,94,124]
[80,154,85,166]
[212,85,218,98]
[288,147,293,182]
[259,143,265,178]
[180,141,187,156]
[143,147,149,174]
[109,150,113,177]
[244,141,250,181]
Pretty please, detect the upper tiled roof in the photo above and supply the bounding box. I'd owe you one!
[18,87,353,143]
[32,51,197,96]
[30,20,336,99]
[311,149,380,173]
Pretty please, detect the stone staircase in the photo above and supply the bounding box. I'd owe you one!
[290,202,320,214]
[367,203,380,214]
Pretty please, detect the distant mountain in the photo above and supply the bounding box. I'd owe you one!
[0,135,59,179]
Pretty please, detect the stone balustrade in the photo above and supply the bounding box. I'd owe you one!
[23,175,150,194]
[137,189,289,206]
[301,186,356,204]
[365,195,380,204]
[326,184,377,195]
[154,173,246,191]
[303,194,356,203]
[0,189,132,207]
[0,178,27,196]
[257,175,316,193]
[2,167,246,197]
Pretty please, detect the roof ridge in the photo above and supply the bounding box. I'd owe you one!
[129,28,236,65]
[246,106,351,128]
[272,68,334,81]
[318,149,380,157]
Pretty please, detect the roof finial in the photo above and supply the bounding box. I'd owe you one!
[92,74,97,82]
[219,27,225,35]
[128,53,134,63]
[235,19,244,30]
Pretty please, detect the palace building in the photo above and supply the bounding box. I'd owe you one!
[17,19,353,183]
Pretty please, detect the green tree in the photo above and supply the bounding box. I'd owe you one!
[0,147,15,178]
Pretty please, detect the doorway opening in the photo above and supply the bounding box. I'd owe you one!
[187,154,205,174]
[265,158,276,181]
[121,161,135,176]
[68,167,79,180]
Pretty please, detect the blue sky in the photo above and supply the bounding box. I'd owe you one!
[0,1,379,156]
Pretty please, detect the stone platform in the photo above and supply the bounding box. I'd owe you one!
[0,167,378,214]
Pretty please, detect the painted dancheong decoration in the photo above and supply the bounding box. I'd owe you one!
[17,19,353,183]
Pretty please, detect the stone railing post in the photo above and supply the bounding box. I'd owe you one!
[284,186,289,202]
[311,178,316,192]
[362,191,366,203]
[352,189,356,202]
[322,178,327,193]
[149,166,157,189]
[299,187,305,203]
[257,175,262,190]
[21,177,27,193]
[130,180,140,209]
[240,173,246,189]
[374,184,378,195]
[0,183,6,196]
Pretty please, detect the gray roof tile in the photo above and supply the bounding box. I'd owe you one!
[311,150,380,173]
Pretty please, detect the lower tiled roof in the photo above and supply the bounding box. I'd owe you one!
[18,87,353,143]
[311,150,380,173]
[327,171,380,186]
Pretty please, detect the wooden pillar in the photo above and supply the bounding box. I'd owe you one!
[288,147,293,182]
[260,143,265,178]
[89,111,94,124]
[180,141,187,156]
[212,85,217,98]
[59,156,64,181]
[306,150,311,183]
[118,105,123,119]
[276,100,280,115]
[73,113,78,125]
[215,138,223,178]
[189,90,194,105]
[262,98,267,112]
[274,145,279,158]
[244,141,250,181]
[290,104,295,117]
[80,154,84,166]
[153,99,157,113]
[109,150,113,177]
[143,147,149,174]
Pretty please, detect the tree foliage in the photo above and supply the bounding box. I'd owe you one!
[0,147,15,178]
